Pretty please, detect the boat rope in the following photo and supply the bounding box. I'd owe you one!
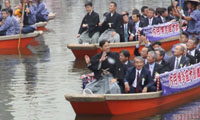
[18,1,26,61]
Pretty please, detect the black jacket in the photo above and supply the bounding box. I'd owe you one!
[78,11,100,38]
[101,12,123,35]
[124,67,154,92]
[88,52,124,84]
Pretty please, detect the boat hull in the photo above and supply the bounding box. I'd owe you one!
[0,31,43,49]
[68,36,179,59]
[66,86,200,116]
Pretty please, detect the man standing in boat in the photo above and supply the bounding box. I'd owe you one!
[98,2,123,43]
[124,56,154,93]
[174,0,200,37]
[77,2,100,44]
[84,40,124,94]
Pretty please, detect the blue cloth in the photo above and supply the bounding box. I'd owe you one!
[24,5,37,25]
[0,16,20,35]
[22,25,36,34]
[35,2,49,22]
[187,9,200,34]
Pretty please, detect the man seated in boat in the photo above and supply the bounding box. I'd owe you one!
[156,8,175,24]
[186,37,200,63]
[134,35,153,64]
[174,0,200,38]
[124,56,154,93]
[0,9,20,36]
[4,0,12,11]
[77,2,100,44]
[121,11,133,42]
[180,43,196,65]
[167,44,190,71]
[18,0,37,34]
[144,51,164,91]
[155,48,170,71]
[129,13,146,41]
[140,6,149,23]
[34,0,49,22]
[144,8,160,26]
[98,2,123,43]
[84,40,124,94]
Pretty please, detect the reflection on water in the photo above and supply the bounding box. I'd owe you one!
[0,0,199,120]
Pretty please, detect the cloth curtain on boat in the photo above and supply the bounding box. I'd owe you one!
[98,29,120,43]
[83,73,121,94]
[79,31,100,44]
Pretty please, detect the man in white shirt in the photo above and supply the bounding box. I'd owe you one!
[167,44,190,71]
[124,56,154,93]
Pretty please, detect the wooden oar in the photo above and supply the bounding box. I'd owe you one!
[18,1,26,52]
[179,0,183,36]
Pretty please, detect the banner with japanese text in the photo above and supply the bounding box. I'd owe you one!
[143,22,181,42]
[160,63,200,96]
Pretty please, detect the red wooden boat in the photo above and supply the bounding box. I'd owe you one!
[67,36,179,60]
[0,31,43,49]
[65,86,200,117]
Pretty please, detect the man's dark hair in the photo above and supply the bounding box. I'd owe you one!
[132,9,140,15]
[122,11,129,16]
[155,48,166,57]
[120,50,130,58]
[110,1,117,7]
[160,8,167,15]
[156,7,162,16]
[8,8,13,16]
[141,6,148,13]
[182,32,188,38]
[1,8,8,13]
[152,41,162,47]
[99,40,109,47]
[148,8,155,13]
[168,6,173,13]
[133,13,141,18]
[85,1,92,7]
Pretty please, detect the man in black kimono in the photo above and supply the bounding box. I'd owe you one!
[98,2,123,43]
[84,40,124,94]
[77,2,100,44]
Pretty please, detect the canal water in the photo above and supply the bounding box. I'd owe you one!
[0,0,199,120]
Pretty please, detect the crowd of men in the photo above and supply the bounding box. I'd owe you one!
[0,0,49,36]
[83,0,200,94]
[84,34,200,94]
[78,0,200,44]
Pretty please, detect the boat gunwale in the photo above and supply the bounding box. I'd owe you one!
[67,36,179,50]
[36,22,48,27]
[65,91,162,102]
[0,31,43,41]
